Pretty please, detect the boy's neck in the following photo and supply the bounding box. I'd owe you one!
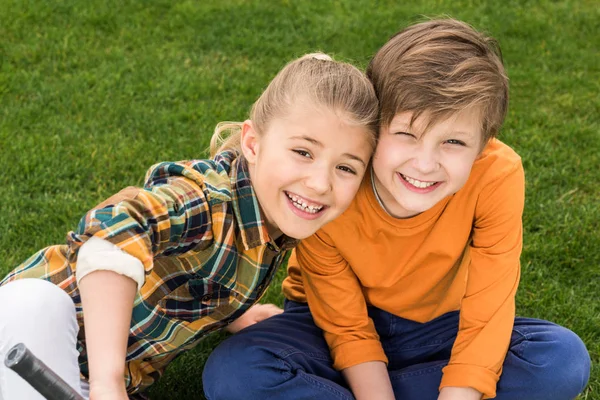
[370,167,421,219]
[370,168,389,213]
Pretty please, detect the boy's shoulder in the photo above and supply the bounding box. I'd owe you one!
[470,138,523,185]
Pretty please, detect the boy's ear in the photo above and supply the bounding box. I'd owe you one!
[240,120,260,164]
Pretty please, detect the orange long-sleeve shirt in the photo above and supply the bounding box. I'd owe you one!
[282,139,525,399]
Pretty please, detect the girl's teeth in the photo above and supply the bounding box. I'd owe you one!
[286,193,323,214]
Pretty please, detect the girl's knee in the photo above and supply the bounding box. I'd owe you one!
[0,279,76,332]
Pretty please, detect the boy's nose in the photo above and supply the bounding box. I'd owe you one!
[412,146,440,174]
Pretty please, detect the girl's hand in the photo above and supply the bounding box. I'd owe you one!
[226,303,283,334]
[90,380,129,400]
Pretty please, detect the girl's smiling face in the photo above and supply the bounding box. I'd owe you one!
[372,109,484,218]
[242,104,373,240]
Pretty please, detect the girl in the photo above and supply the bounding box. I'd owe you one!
[0,53,379,399]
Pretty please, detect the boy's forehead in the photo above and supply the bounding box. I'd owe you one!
[387,110,484,138]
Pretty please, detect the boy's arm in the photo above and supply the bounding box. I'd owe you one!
[342,361,395,400]
[438,387,482,400]
[440,162,525,399]
[293,232,389,392]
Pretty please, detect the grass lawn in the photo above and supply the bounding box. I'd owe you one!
[1,0,598,398]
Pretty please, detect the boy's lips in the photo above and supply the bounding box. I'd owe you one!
[397,173,442,193]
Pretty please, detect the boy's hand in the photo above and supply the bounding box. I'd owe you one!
[225,303,283,334]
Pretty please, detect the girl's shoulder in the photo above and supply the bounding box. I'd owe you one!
[142,150,243,204]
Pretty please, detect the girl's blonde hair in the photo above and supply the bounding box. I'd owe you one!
[210,53,379,157]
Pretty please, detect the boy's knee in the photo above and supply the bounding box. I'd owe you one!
[550,326,591,394]
[203,333,282,399]
[531,324,591,398]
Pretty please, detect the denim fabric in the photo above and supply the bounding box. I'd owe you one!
[203,301,590,400]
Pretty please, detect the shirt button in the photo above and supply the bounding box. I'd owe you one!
[201,294,212,302]
[266,243,276,251]
[256,284,264,292]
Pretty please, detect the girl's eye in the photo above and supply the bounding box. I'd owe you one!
[445,139,466,146]
[337,165,357,175]
[293,149,312,158]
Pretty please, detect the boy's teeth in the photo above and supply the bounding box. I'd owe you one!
[402,174,436,188]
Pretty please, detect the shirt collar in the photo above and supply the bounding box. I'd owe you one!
[229,155,298,251]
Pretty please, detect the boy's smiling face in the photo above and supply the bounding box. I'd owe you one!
[372,109,484,218]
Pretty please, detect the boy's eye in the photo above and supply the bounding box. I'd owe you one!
[337,165,357,175]
[292,149,312,158]
[445,139,466,146]
[394,131,416,138]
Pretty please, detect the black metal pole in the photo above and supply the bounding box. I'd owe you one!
[4,343,85,400]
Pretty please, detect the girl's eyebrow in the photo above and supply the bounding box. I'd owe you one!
[345,154,367,166]
[290,135,322,146]
[289,135,366,166]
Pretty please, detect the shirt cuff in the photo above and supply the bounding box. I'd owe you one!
[331,339,388,370]
[76,236,145,291]
[440,364,500,399]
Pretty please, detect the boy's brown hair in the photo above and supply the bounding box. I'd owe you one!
[367,18,509,143]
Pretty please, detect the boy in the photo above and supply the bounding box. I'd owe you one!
[202,19,591,400]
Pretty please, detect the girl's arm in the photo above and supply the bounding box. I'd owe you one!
[342,361,395,400]
[70,161,219,395]
[79,270,136,399]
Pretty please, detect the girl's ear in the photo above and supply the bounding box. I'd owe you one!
[240,120,260,164]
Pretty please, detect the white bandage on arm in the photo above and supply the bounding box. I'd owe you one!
[76,236,145,291]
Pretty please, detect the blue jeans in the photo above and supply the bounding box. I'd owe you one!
[203,301,591,400]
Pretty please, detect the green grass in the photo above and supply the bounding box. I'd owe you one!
[1,0,598,398]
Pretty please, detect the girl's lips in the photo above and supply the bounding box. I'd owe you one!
[284,191,325,208]
[397,172,442,193]
[284,192,327,220]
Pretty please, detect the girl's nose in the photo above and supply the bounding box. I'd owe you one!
[304,166,333,194]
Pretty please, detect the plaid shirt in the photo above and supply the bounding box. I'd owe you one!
[1,151,297,394]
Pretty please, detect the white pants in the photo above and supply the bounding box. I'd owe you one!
[0,279,89,399]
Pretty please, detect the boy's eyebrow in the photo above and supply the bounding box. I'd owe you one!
[447,130,475,136]
[290,135,366,166]
[389,126,477,139]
